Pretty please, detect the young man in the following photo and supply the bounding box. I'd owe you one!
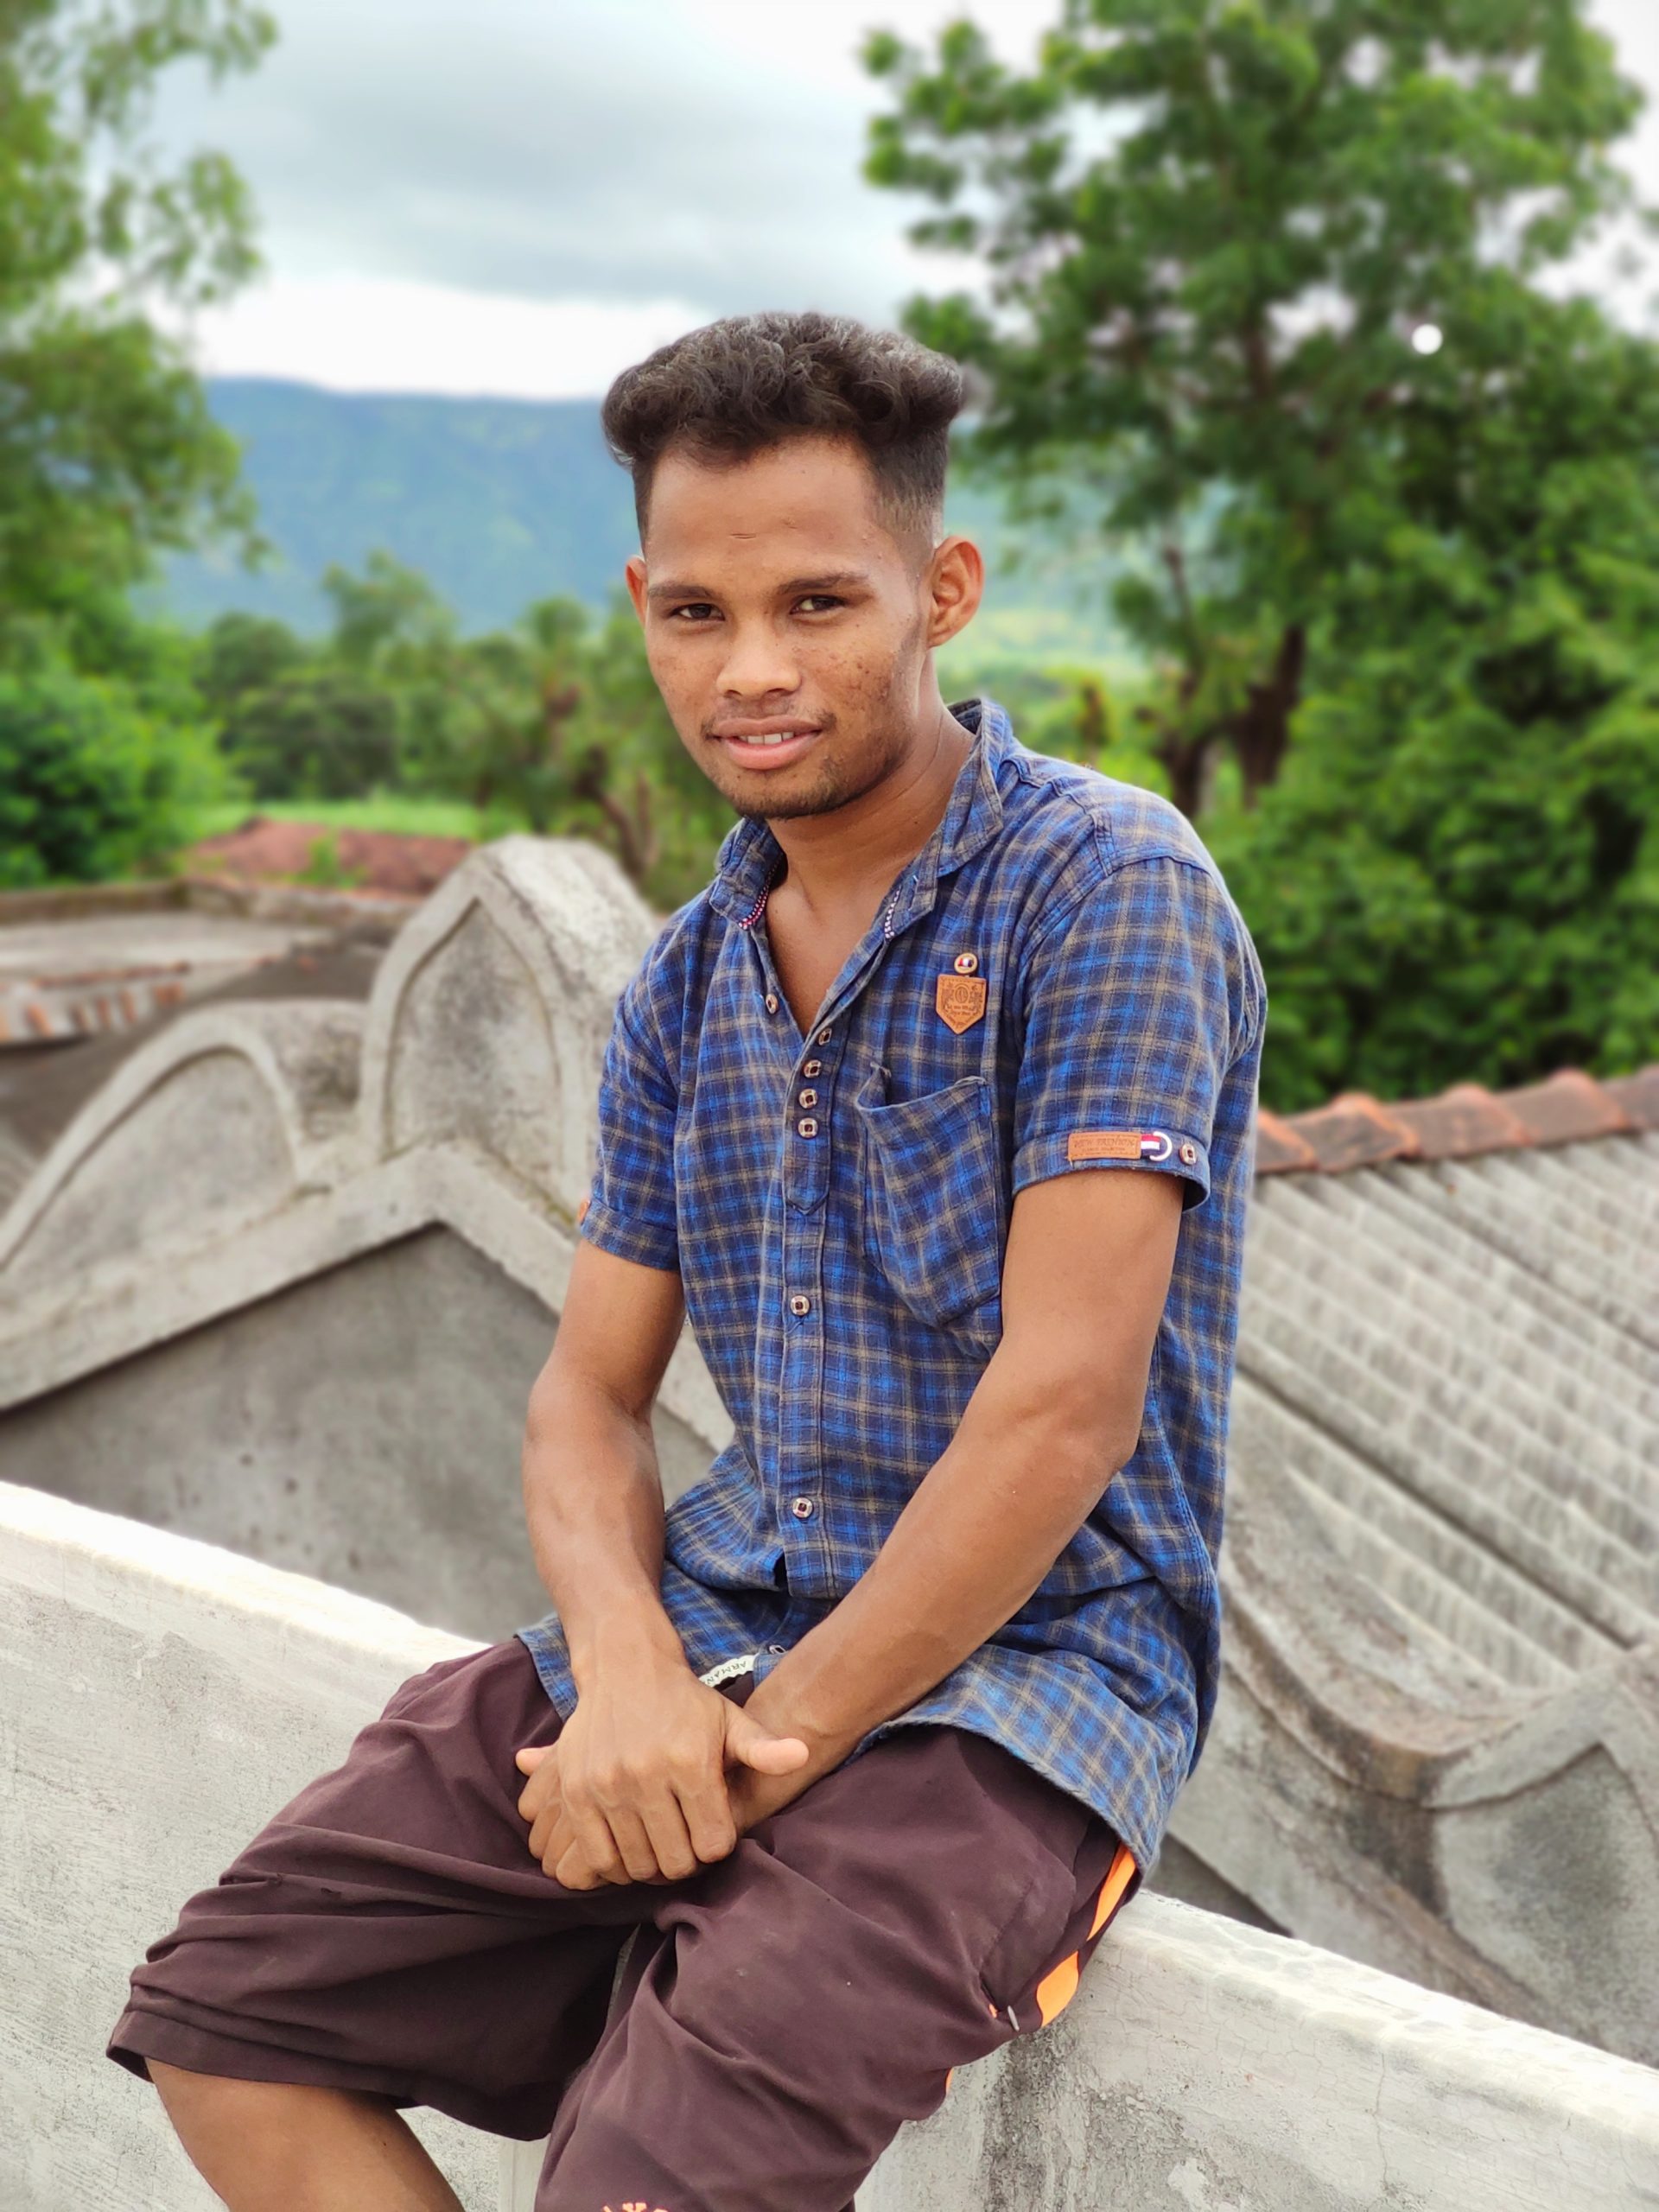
[109,312,1264,2211]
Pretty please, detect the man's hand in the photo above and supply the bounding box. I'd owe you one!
[515,1656,808,1891]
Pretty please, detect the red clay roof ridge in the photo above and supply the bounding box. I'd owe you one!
[1256,1064,1656,1178]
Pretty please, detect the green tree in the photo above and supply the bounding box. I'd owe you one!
[321,550,457,673]
[0,0,273,657]
[219,667,400,801]
[196,608,306,712]
[866,0,1645,814]
[1209,303,1659,1106]
[868,1,1659,1103]
[427,593,726,902]
[0,663,223,886]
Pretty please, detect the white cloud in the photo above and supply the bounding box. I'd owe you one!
[184,274,704,397]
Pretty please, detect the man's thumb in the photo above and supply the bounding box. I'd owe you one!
[515,1745,550,1775]
[726,1708,810,1777]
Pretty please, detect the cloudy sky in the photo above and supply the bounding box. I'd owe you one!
[156,0,1659,400]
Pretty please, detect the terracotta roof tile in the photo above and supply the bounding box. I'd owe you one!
[1385,1084,1531,1162]
[1281,1093,1421,1175]
[1498,1069,1634,1147]
[1253,1062,1658,1179]
[1254,1109,1319,1175]
[1604,1065,1659,1132]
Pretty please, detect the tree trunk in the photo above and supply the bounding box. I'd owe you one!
[1160,728,1210,819]
[1234,623,1306,804]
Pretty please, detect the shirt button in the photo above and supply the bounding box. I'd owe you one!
[767,1643,787,1656]
[816,1024,833,1044]
[797,1116,818,1138]
[788,1294,811,1316]
[791,1497,816,1521]
[802,1058,822,1077]
[764,993,779,1014]
[798,1087,817,1108]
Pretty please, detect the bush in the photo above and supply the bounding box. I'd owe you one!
[0,665,229,888]
[218,668,401,799]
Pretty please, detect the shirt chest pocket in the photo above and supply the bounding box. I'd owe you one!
[854,1070,1007,1349]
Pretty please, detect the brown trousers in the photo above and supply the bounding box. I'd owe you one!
[110,1639,1139,2212]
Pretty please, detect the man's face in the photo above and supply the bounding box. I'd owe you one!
[625,434,969,821]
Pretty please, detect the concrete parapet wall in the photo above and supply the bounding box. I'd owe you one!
[3,1480,1656,2212]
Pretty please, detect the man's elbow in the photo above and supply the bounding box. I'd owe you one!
[1000,1360,1147,1491]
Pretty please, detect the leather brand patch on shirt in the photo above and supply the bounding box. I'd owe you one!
[935,973,988,1033]
[1067,1129,1144,1161]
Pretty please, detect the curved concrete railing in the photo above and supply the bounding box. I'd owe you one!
[3,1479,1656,2212]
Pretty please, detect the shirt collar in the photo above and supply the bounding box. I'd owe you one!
[707,696,1013,929]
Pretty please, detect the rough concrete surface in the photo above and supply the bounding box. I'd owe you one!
[0,909,336,1046]
[0,1224,710,1641]
[0,1480,498,2212]
[7,1481,1655,2212]
[863,1899,1659,2212]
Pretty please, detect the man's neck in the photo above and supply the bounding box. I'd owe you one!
[764,698,973,922]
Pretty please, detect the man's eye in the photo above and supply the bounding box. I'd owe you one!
[796,594,844,615]
[666,602,719,622]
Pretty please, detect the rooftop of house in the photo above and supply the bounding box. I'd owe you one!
[1258,1064,1659,1173]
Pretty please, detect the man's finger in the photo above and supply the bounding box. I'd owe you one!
[518,1758,564,1829]
[515,1745,552,1774]
[677,1766,739,1866]
[550,1805,626,1889]
[724,1707,810,1777]
[639,1790,699,1883]
[554,1841,606,1891]
[607,1805,664,1885]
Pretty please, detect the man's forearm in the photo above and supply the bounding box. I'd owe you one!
[747,1343,1139,1772]
[521,1360,686,1688]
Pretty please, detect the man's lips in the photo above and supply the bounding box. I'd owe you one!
[709,723,823,769]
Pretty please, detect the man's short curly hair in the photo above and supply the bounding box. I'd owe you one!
[601,311,965,549]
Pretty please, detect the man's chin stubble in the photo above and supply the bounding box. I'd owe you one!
[720,727,911,823]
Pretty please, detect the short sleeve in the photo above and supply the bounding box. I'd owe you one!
[578,969,681,1272]
[1013,857,1261,1211]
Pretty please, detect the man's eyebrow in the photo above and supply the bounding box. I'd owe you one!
[645,569,874,603]
[776,569,873,595]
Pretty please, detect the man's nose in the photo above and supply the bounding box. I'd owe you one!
[716,619,801,701]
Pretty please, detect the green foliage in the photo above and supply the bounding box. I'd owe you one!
[215,665,400,801]
[868,0,1659,1101]
[436,591,729,904]
[865,0,1644,810]
[293,830,366,890]
[185,553,728,905]
[0,0,270,650]
[1211,346,1659,1106]
[0,660,227,887]
[196,609,306,711]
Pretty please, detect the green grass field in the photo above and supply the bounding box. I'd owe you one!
[182,792,511,847]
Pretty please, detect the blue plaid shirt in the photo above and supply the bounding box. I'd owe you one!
[518,699,1263,1870]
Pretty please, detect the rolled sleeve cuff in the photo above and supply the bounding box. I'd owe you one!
[578,1195,680,1272]
[1013,1127,1212,1209]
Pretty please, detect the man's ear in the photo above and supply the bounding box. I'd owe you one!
[625,554,649,624]
[925,535,984,651]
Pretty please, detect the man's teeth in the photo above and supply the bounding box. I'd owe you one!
[734,732,796,746]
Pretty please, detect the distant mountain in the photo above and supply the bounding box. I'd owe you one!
[161,380,639,632]
[158,377,1124,657]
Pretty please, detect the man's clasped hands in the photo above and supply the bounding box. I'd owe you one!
[514,1647,817,1891]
